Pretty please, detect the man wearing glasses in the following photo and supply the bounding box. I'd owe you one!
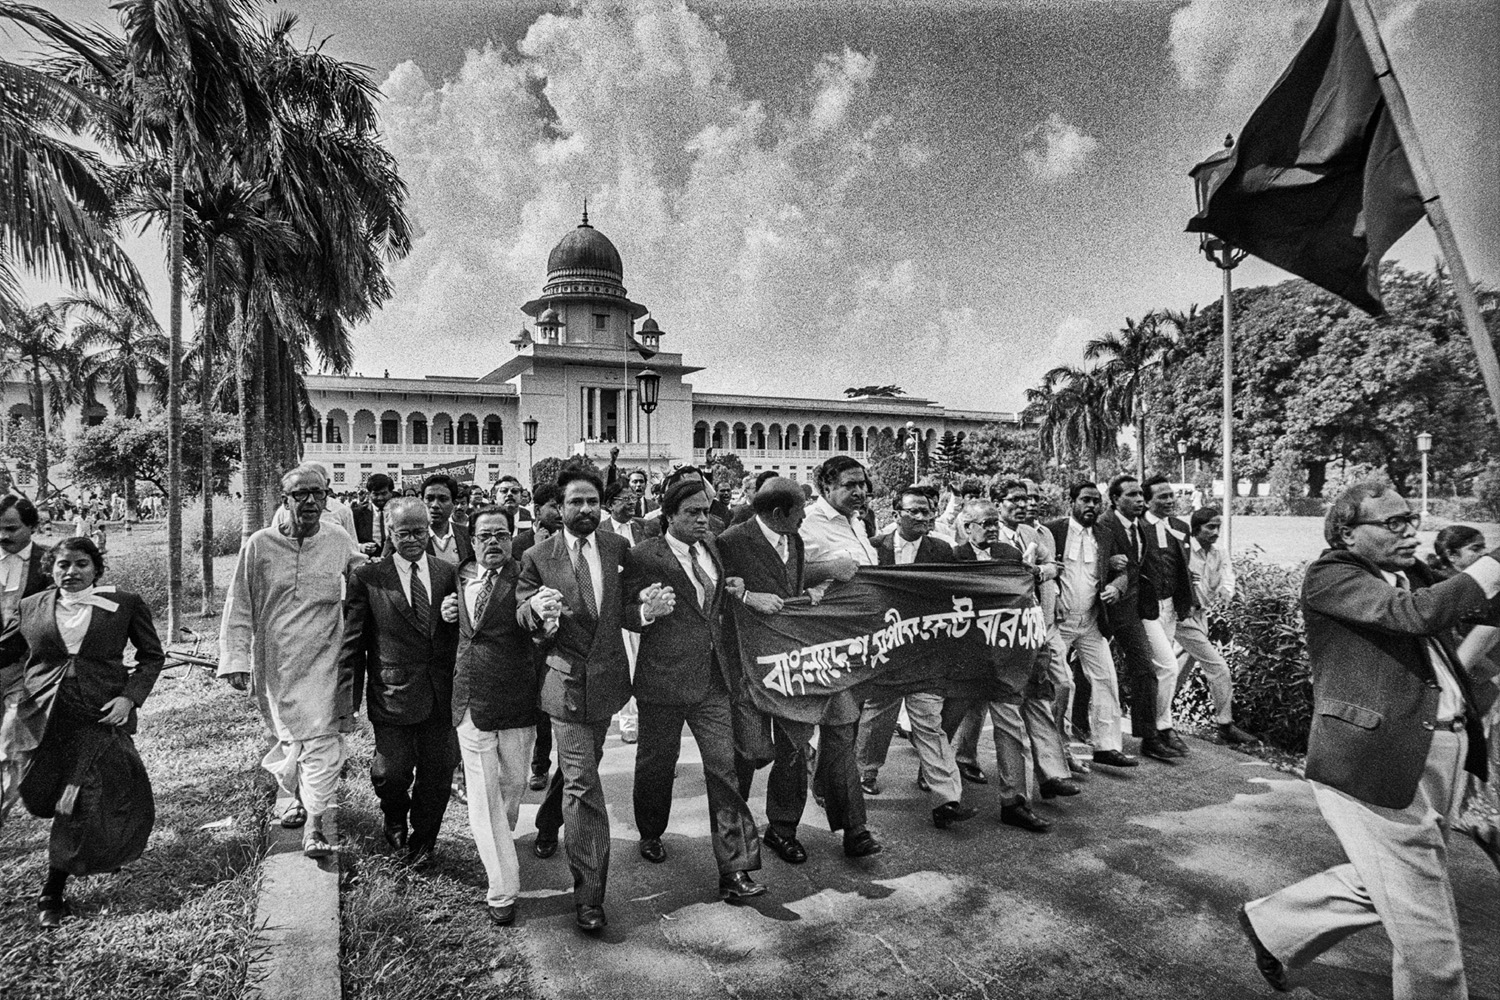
[1239,482,1500,998]
[855,485,976,831]
[220,464,365,857]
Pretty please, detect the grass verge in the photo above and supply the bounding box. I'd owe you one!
[0,666,271,1000]
[339,726,534,1000]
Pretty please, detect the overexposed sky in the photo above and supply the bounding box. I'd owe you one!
[8,0,1498,411]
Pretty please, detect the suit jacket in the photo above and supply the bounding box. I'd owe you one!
[1097,511,1160,623]
[7,588,164,737]
[515,530,634,722]
[452,561,535,731]
[951,539,1025,564]
[1043,517,1128,637]
[381,522,474,565]
[716,518,808,714]
[875,532,955,566]
[1142,514,1194,617]
[729,503,756,527]
[1,545,54,682]
[341,556,460,727]
[1302,549,1492,808]
[624,535,733,705]
[597,516,661,547]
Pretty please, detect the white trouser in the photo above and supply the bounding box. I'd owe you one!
[1174,610,1235,724]
[1059,614,1122,753]
[617,630,640,737]
[262,734,345,816]
[1147,601,1183,730]
[456,710,535,908]
[1246,731,1470,1000]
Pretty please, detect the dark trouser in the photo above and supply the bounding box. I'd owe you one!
[371,714,459,841]
[767,720,864,838]
[531,708,553,774]
[732,699,776,800]
[535,717,612,906]
[1109,612,1160,740]
[634,695,761,876]
[1071,654,1092,740]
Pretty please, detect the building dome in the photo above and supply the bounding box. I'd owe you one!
[546,214,623,280]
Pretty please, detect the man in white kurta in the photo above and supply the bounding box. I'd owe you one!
[220,465,363,857]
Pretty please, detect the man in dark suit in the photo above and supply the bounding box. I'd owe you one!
[1139,474,1194,754]
[1100,474,1177,762]
[626,468,658,519]
[352,473,395,556]
[342,497,461,861]
[1044,482,1136,769]
[657,465,727,536]
[440,505,535,926]
[0,495,53,688]
[597,479,660,547]
[853,485,976,830]
[517,469,671,932]
[511,482,564,789]
[624,479,765,901]
[1239,482,1500,998]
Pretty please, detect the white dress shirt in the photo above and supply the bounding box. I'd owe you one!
[429,526,460,566]
[608,516,639,546]
[1060,518,1101,622]
[566,530,604,611]
[1,542,32,623]
[393,553,433,606]
[755,516,789,563]
[893,533,923,565]
[800,497,878,567]
[460,563,500,621]
[664,531,718,606]
[1189,539,1235,607]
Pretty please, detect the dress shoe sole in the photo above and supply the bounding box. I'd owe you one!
[1040,784,1080,799]
[488,906,517,927]
[533,840,559,859]
[639,847,666,864]
[1000,817,1051,833]
[719,886,768,902]
[576,918,606,933]
[763,835,807,864]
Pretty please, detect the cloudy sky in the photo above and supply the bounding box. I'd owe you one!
[10,0,1498,411]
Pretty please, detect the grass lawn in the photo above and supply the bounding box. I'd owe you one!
[338,724,535,1000]
[0,666,271,1000]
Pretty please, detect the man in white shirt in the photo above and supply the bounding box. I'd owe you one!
[421,473,473,566]
[1181,507,1256,744]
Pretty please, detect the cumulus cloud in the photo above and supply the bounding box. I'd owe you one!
[357,0,906,392]
[1020,113,1099,181]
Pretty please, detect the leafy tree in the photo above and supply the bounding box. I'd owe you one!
[843,385,904,398]
[530,456,563,491]
[706,451,745,493]
[69,405,238,499]
[1084,312,1173,482]
[1024,365,1117,478]
[929,430,959,481]
[866,429,913,497]
[963,424,1044,481]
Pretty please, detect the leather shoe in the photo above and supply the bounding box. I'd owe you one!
[915,770,931,792]
[999,801,1051,833]
[533,834,559,859]
[1218,722,1258,745]
[638,837,666,863]
[860,775,880,796]
[488,902,517,927]
[763,828,807,864]
[957,761,988,784]
[1140,737,1184,762]
[575,904,607,933]
[528,770,548,791]
[718,870,767,901]
[406,836,436,865]
[1162,728,1190,754]
[383,820,409,852]
[1237,905,1290,992]
[1039,777,1081,799]
[1091,749,1139,768]
[37,895,69,929]
[843,828,883,858]
[931,801,979,829]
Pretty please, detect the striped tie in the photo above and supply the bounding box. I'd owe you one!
[473,569,497,623]
[408,561,431,635]
[573,539,599,620]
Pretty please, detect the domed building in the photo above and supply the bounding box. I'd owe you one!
[298,214,1022,490]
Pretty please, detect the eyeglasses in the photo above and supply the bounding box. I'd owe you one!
[391,529,428,542]
[474,531,512,543]
[899,509,933,519]
[969,518,1000,528]
[1349,512,1421,535]
[286,489,327,503]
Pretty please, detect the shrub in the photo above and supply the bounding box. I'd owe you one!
[105,548,202,621]
[184,496,243,556]
[1472,460,1500,519]
[1174,555,1313,753]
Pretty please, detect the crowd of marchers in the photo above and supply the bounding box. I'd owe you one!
[1,453,1496,1000]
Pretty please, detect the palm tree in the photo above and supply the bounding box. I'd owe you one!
[0,301,81,499]
[1026,365,1117,480]
[0,2,144,307]
[1084,313,1175,481]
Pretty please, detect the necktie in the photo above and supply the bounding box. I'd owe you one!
[1128,522,1140,560]
[573,539,599,620]
[473,569,497,623]
[689,545,713,611]
[408,561,431,635]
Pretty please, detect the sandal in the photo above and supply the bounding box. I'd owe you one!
[279,800,308,829]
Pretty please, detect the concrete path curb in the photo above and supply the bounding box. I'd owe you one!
[246,798,340,1000]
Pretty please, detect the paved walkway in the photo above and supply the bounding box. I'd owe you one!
[503,728,1499,1000]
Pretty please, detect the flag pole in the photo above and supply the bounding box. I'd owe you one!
[1220,263,1234,556]
[1347,0,1500,422]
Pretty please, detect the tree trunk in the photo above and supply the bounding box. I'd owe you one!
[29,358,48,503]
[237,297,265,543]
[1136,410,1147,483]
[200,241,217,615]
[166,123,185,633]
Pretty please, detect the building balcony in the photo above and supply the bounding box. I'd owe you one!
[692,448,867,462]
[304,441,504,458]
[573,441,673,462]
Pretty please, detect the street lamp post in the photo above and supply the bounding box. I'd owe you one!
[1416,431,1432,518]
[522,415,539,482]
[1194,135,1248,557]
[1176,438,1187,484]
[635,368,661,493]
[906,421,918,482]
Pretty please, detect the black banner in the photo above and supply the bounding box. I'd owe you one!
[730,562,1046,723]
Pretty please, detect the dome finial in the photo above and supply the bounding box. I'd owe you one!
[582,198,589,227]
